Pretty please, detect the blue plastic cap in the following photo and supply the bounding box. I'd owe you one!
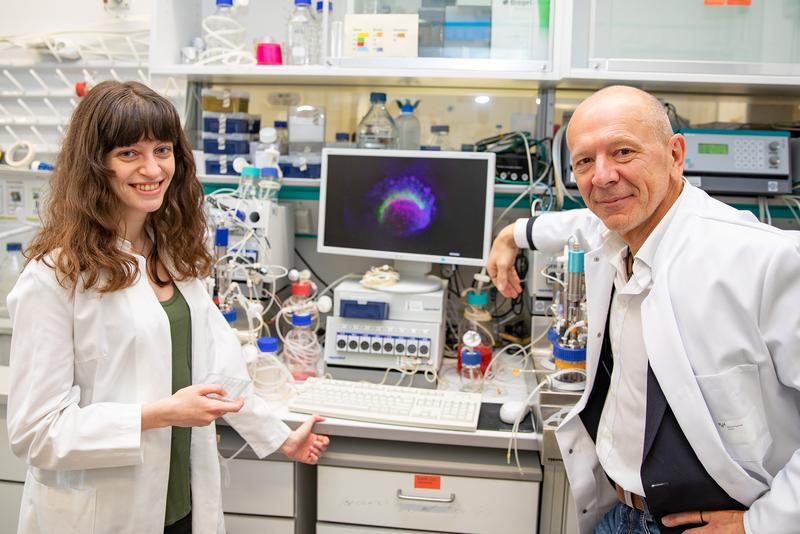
[274,121,288,128]
[235,209,246,221]
[400,103,414,112]
[292,313,312,327]
[460,348,481,366]
[241,166,259,177]
[335,132,350,141]
[222,309,237,323]
[431,125,449,133]
[6,243,22,252]
[214,227,229,247]
[316,0,332,11]
[216,0,233,5]
[260,167,279,177]
[568,248,585,273]
[465,290,488,306]
[547,327,558,344]
[257,336,279,353]
[295,0,311,4]
[370,92,387,103]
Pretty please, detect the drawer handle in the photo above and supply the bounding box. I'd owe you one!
[396,489,455,504]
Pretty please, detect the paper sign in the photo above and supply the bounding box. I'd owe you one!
[343,14,419,58]
[414,474,441,490]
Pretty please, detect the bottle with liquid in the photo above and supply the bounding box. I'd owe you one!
[273,121,289,155]
[356,92,397,149]
[395,99,421,150]
[203,0,245,51]
[428,124,452,151]
[0,243,24,318]
[456,289,493,375]
[459,331,483,393]
[313,1,333,63]
[283,312,320,381]
[287,0,316,65]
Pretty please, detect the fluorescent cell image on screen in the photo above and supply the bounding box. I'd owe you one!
[371,175,437,238]
[323,153,490,262]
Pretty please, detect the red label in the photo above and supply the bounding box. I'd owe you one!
[726,0,751,5]
[704,0,725,4]
[414,474,441,490]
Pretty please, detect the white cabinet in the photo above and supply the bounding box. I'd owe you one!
[224,513,294,534]
[317,524,440,534]
[221,458,294,517]
[0,481,23,534]
[317,437,541,534]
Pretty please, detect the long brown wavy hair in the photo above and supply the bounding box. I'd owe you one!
[27,80,212,293]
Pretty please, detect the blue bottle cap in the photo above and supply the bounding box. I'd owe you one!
[222,309,237,323]
[6,243,22,252]
[431,125,449,133]
[216,0,233,5]
[465,290,488,306]
[460,348,481,366]
[257,336,279,353]
[370,92,387,103]
[241,166,259,177]
[274,121,288,128]
[292,313,312,327]
[419,145,441,151]
[214,227,229,247]
[335,132,350,141]
[234,209,246,221]
[260,167,279,177]
[295,0,311,5]
[316,0,332,11]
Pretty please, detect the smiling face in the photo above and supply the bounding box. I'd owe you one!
[106,139,175,228]
[566,87,685,250]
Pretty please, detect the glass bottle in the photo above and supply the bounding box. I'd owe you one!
[313,1,333,63]
[0,243,23,318]
[428,124,453,151]
[456,289,493,375]
[356,92,397,149]
[283,312,320,381]
[395,99,421,150]
[287,0,316,65]
[203,0,245,51]
[459,331,483,393]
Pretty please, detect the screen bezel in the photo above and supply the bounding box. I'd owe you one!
[317,148,496,267]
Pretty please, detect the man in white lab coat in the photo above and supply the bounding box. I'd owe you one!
[488,85,800,533]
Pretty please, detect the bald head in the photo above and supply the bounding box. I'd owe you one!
[567,86,673,148]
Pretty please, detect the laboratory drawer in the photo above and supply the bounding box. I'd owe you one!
[318,465,539,534]
[0,408,27,482]
[0,481,23,534]
[221,458,294,517]
[318,523,440,534]
[224,514,294,534]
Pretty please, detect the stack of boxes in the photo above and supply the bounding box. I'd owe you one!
[201,89,261,176]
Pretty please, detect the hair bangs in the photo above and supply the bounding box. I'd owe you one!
[99,91,182,154]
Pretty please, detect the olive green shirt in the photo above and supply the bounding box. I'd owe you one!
[161,287,192,526]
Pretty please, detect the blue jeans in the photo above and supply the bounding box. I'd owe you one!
[594,502,661,534]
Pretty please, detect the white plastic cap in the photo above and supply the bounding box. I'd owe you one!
[317,295,332,314]
[259,127,277,143]
[288,269,300,281]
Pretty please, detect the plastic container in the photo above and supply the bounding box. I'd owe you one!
[201,89,250,113]
[279,153,321,178]
[203,0,246,52]
[356,92,397,149]
[288,104,326,157]
[428,124,453,151]
[202,132,255,155]
[456,289,493,375]
[274,121,289,155]
[287,0,316,65]
[256,42,283,65]
[202,112,260,134]
[283,312,320,380]
[395,99,421,150]
[204,154,249,175]
[0,243,23,318]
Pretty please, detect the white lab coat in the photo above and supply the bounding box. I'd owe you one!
[6,244,291,534]
[530,184,800,534]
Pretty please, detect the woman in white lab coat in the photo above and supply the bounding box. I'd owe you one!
[5,80,329,534]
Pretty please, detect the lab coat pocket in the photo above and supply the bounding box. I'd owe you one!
[695,364,772,463]
[23,472,96,534]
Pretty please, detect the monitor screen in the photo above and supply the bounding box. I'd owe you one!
[318,148,495,267]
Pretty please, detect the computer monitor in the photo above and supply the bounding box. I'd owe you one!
[318,148,495,271]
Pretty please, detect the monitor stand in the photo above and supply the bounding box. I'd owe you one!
[380,260,442,294]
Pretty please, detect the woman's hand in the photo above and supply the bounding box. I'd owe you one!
[280,415,330,464]
[142,384,244,430]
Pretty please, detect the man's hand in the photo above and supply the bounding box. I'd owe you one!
[487,223,522,298]
[662,510,745,533]
[280,414,330,465]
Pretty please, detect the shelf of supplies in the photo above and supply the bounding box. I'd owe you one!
[150,64,556,90]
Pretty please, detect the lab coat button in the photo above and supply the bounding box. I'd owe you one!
[582,509,587,514]
[596,332,602,338]
[568,448,573,454]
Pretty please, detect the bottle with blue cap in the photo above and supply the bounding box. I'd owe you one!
[0,242,24,318]
[356,92,397,149]
[273,121,289,155]
[395,99,421,150]
[457,288,494,376]
[203,0,245,52]
[459,330,484,393]
[282,311,320,381]
[428,124,453,151]
[287,0,316,65]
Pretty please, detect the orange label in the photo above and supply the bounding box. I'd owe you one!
[414,474,441,490]
[704,0,725,4]
[726,0,751,4]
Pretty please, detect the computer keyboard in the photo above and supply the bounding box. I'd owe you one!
[288,377,482,432]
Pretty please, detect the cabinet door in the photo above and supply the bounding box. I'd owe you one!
[224,514,294,534]
[221,458,294,517]
[318,466,539,534]
[318,523,441,534]
[0,481,23,534]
